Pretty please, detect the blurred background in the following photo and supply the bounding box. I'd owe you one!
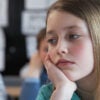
[0,0,57,100]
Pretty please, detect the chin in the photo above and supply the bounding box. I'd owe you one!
[72,76,89,82]
[64,72,82,82]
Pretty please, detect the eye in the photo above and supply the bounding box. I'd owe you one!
[47,38,57,45]
[68,34,81,40]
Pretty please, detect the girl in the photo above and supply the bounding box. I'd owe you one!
[36,0,100,100]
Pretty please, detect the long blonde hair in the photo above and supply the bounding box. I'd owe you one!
[46,0,100,99]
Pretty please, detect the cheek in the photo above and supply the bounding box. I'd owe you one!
[72,45,84,55]
[48,45,53,55]
[71,41,94,67]
[48,48,55,58]
[48,46,58,63]
[71,42,88,58]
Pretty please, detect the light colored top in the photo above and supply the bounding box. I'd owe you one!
[0,74,7,100]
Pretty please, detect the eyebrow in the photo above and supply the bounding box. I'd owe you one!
[63,25,82,30]
[47,25,82,35]
[46,30,55,35]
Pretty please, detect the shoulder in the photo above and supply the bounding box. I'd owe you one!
[40,83,53,92]
[72,92,80,100]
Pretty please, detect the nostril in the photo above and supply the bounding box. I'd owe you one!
[62,51,65,53]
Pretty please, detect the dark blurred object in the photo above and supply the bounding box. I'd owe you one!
[7,94,14,100]
[2,0,28,76]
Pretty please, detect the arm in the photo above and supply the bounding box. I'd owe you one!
[20,52,43,100]
[27,51,43,78]
[20,78,40,100]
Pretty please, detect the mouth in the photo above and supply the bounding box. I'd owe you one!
[56,59,75,68]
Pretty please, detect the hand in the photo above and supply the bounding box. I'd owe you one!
[28,51,43,78]
[44,55,77,100]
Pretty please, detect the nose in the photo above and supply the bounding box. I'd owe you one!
[56,40,68,55]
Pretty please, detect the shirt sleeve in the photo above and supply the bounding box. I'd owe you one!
[19,78,40,100]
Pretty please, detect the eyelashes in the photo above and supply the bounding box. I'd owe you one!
[68,34,81,40]
[47,34,81,44]
[47,38,57,45]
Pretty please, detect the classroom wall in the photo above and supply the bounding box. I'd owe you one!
[1,0,57,76]
[1,0,27,76]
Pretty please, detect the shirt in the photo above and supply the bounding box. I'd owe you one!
[36,83,80,100]
[0,74,7,100]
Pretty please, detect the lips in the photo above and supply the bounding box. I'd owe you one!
[56,59,75,68]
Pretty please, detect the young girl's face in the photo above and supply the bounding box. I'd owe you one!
[46,11,94,81]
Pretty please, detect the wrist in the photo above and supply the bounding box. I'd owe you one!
[55,83,77,99]
[57,81,77,91]
[51,87,74,100]
[52,86,75,100]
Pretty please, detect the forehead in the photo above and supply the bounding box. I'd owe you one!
[46,11,88,35]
